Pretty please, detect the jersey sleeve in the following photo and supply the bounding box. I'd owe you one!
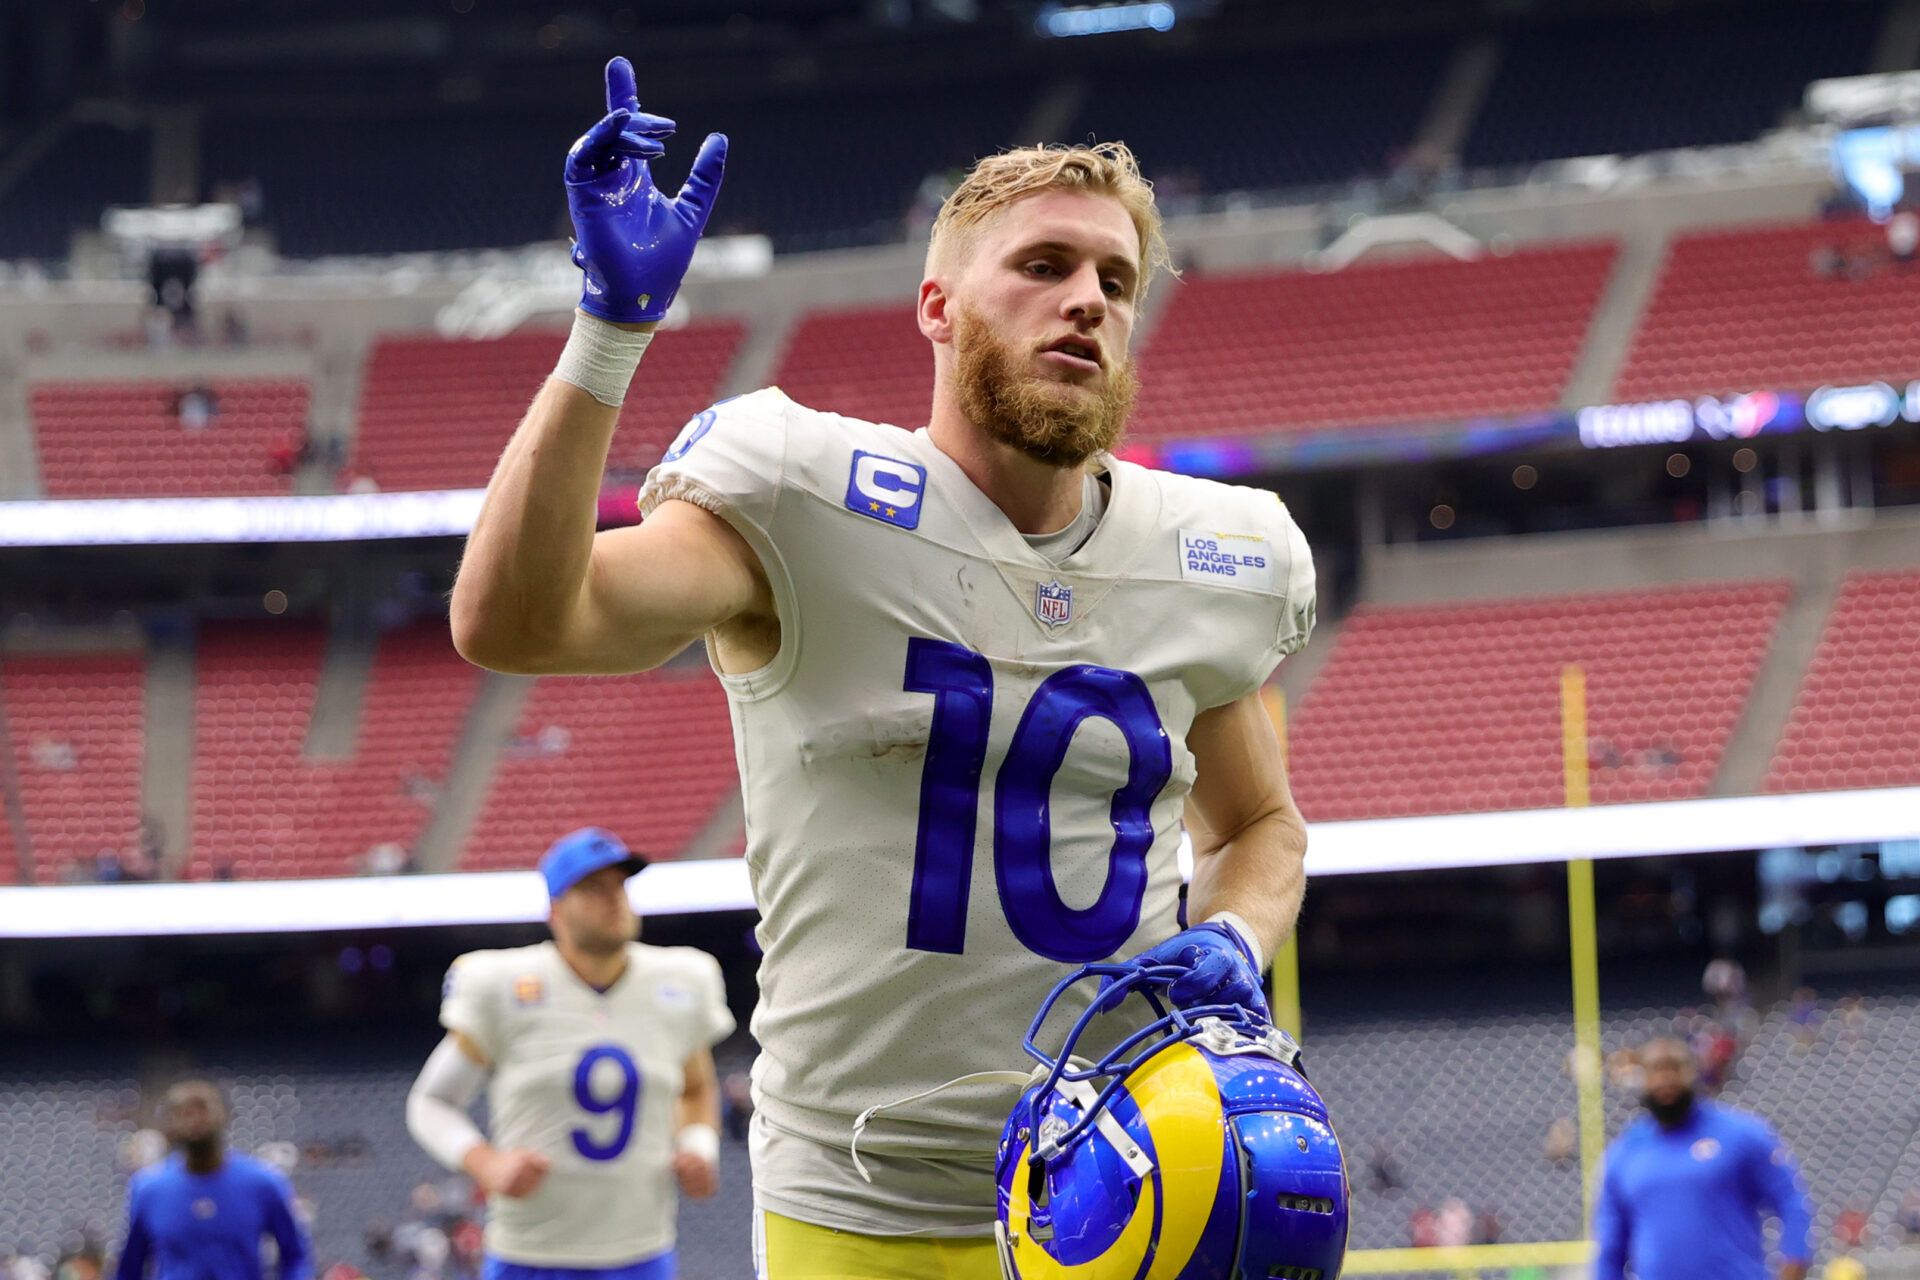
[259,1166,313,1280]
[1746,1120,1814,1263]
[114,1173,153,1280]
[438,952,504,1063]
[1591,1145,1631,1280]
[1190,488,1318,708]
[638,388,800,696]
[1267,497,1316,660]
[637,388,789,539]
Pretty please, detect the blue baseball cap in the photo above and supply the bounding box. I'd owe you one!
[539,827,647,899]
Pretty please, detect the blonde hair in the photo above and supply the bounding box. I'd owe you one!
[927,141,1174,301]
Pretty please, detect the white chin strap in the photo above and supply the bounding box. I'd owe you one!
[849,1060,1153,1186]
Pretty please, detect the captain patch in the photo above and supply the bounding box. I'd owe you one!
[845,450,926,530]
[1179,529,1276,590]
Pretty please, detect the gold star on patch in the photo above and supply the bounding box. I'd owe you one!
[885,507,897,518]
[869,501,881,512]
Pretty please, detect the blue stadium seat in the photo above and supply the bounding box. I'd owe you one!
[1069,37,1449,195]
[1463,6,1881,168]
[0,123,152,262]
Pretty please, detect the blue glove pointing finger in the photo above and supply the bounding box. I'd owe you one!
[565,56,727,324]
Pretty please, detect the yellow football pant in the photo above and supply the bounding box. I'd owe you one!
[755,1210,1002,1280]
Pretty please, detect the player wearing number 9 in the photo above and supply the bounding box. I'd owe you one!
[405,829,735,1280]
[451,54,1326,1280]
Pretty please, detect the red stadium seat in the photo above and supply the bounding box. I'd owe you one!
[769,304,929,430]
[1288,581,1790,821]
[188,622,479,879]
[350,322,744,492]
[1615,218,1920,399]
[0,653,145,884]
[30,380,311,498]
[462,666,737,870]
[1130,243,1618,441]
[1765,569,1920,794]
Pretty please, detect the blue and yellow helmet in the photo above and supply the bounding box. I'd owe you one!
[994,962,1349,1280]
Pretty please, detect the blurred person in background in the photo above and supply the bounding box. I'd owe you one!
[1897,1188,1920,1241]
[1594,1038,1812,1280]
[114,1081,311,1280]
[1832,1199,1870,1251]
[405,828,733,1280]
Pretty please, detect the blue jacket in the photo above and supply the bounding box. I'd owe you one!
[115,1154,311,1280]
[1594,1100,1813,1280]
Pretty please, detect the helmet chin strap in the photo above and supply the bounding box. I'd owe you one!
[849,1060,1155,1185]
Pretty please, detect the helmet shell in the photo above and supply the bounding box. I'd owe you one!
[996,1032,1348,1279]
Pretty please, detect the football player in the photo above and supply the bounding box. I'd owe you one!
[116,1081,312,1280]
[405,828,735,1280]
[450,58,1315,1279]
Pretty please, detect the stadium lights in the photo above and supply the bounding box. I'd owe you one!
[3,786,1916,939]
[1035,1,1176,38]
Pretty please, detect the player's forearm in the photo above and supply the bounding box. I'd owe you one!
[452,374,625,672]
[676,1073,721,1132]
[1186,801,1307,967]
[407,1037,490,1170]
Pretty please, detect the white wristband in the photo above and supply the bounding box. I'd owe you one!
[554,312,654,408]
[1207,911,1266,973]
[675,1122,720,1163]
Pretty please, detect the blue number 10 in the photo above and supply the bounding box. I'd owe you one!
[570,1044,640,1161]
[903,637,1172,964]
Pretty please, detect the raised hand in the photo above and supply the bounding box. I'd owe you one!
[565,56,727,325]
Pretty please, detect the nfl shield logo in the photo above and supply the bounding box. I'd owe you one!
[1035,579,1073,628]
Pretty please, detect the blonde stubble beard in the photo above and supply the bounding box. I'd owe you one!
[950,305,1138,469]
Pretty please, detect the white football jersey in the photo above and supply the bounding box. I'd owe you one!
[439,940,734,1265]
[638,388,1314,1233]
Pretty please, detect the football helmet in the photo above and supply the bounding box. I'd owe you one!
[994,962,1348,1280]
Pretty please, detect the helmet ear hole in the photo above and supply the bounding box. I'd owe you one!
[1025,1160,1055,1242]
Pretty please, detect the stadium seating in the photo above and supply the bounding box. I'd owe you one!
[1461,5,1879,169]
[1287,581,1790,820]
[1069,38,1447,194]
[0,123,151,262]
[188,623,478,880]
[7,984,1915,1272]
[0,1045,147,1257]
[1129,243,1617,440]
[204,80,1026,257]
[0,653,145,885]
[656,79,1033,254]
[1765,569,1920,794]
[30,380,311,499]
[1613,218,1920,401]
[348,321,744,492]
[202,114,579,257]
[461,666,737,871]
[767,303,928,431]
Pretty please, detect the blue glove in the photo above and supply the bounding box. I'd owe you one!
[565,56,727,324]
[1111,922,1269,1017]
